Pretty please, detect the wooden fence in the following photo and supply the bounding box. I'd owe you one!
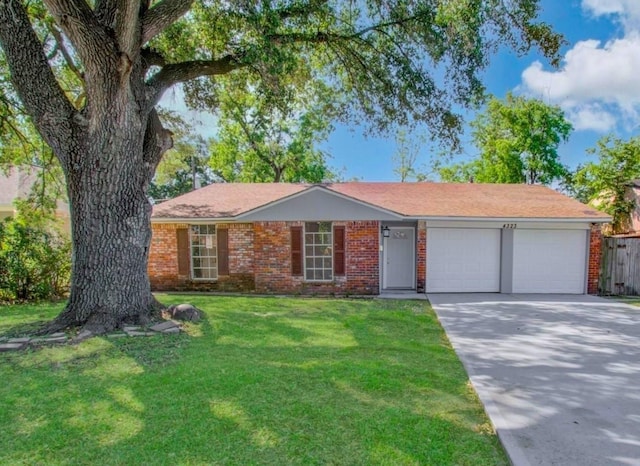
[600,237,640,295]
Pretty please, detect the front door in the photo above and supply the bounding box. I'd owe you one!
[383,226,416,289]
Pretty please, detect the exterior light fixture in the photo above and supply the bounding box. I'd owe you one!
[382,226,390,238]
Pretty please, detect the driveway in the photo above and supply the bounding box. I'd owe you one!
[428,293,640,466]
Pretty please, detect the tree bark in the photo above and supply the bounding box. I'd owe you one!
[45,104,162,334]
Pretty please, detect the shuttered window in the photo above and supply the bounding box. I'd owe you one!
[291,227,303,276]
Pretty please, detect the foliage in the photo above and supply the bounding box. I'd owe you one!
[392,129,426,182]
[0,0,564,331]
[209,73,335,183]
[568,136,640,234]
[438,94,572,184]
[0,296,507,465]
[149,110,215,202]
[0,209,70,302]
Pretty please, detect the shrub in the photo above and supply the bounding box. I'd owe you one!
[0,217,71,302]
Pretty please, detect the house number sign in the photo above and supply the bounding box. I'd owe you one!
[502,224,517,229]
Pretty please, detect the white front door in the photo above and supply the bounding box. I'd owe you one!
[383,227,416,289]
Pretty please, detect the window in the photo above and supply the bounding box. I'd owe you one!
[190,225,217,280]
[305,222,333,281]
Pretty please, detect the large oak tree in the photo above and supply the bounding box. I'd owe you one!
[0,0,562,334]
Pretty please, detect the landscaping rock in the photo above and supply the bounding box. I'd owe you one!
[106,333,127,339]
[48,332,66,338]
[167,304,203,322]
[40,336,67,344]
[150,320,180,332]
[0,342,26,351]
[8,337,31,344]
[124,326,142,332]
[162,327,181,334]
[126,331,156,337]
[73,330,93,342]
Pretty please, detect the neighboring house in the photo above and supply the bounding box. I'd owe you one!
[149,182,610,295]
[0,168,71,233]
[626,180,640,235]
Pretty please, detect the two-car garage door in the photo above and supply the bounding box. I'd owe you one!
[426,228,588,294]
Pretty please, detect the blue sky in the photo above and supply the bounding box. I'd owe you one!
[161,0,640,182]
[321,0,640,181]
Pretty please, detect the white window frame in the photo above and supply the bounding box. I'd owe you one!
[190,224,218,281]
[304,221,333,282]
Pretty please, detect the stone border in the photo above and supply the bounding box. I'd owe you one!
[0,320,183,352]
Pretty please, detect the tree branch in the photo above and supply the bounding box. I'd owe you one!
[43,0,119,79]
[141,0,194,45]
[142,108,173,185]
[48,23,84,83]
[145,55,246,107]
[114,0,141,58]
[0,0,79,169]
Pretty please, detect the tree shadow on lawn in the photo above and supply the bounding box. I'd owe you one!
[0,298,507,465]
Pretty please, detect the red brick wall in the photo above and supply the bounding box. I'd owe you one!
[417,221,426,292]
[148,223,255,292]
[148,223,184,290]
[588,224,602,295]
[254,220,380,295]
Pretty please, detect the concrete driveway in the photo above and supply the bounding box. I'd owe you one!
[428,293,640,466]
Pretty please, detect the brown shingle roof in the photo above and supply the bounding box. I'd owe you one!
[152,182,307,219]
[151,182,610,220]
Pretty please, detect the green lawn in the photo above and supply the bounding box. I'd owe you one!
[0,295,507,466]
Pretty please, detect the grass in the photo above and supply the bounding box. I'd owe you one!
[0,295,508,466]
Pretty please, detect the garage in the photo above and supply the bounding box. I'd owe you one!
[512,229,587,294]
[427,228,501,292]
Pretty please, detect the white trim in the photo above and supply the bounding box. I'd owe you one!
[189,224,219,281]
[235,185,404,220]
[303,221,334,282]
[419,216,608,223]
[426,220,594,230]
[152,214,609,224]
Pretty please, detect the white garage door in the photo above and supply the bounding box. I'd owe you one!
[427,228,501,292]
[512,229,587,294]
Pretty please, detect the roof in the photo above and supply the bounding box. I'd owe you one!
[151,182,610,221]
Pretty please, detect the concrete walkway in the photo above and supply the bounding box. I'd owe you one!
[428,293,640,466]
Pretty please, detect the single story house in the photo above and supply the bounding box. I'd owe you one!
[149,182,610,295]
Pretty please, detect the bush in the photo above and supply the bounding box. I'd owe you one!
[0,217,71,302]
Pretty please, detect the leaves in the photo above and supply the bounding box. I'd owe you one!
[568,136,640,234]
[208,71,335,183]
[439,93,572,184]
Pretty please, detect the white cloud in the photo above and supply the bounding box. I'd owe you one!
[520,33,640,132]
[566,105,618,132]
[582,0,640,31]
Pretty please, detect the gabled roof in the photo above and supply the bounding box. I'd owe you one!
[151,182,610,221]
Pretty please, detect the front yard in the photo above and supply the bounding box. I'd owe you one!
[0,295,507,465]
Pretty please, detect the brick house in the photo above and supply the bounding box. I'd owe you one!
[149,182,610,295]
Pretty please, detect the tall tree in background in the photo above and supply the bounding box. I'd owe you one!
[392,129,426,182]
[439,94,572,184]
[209,73,334,183]
[0,0,563,333]
[569,136,640,234]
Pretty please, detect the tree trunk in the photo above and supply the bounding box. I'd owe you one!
[45,110,163,334]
